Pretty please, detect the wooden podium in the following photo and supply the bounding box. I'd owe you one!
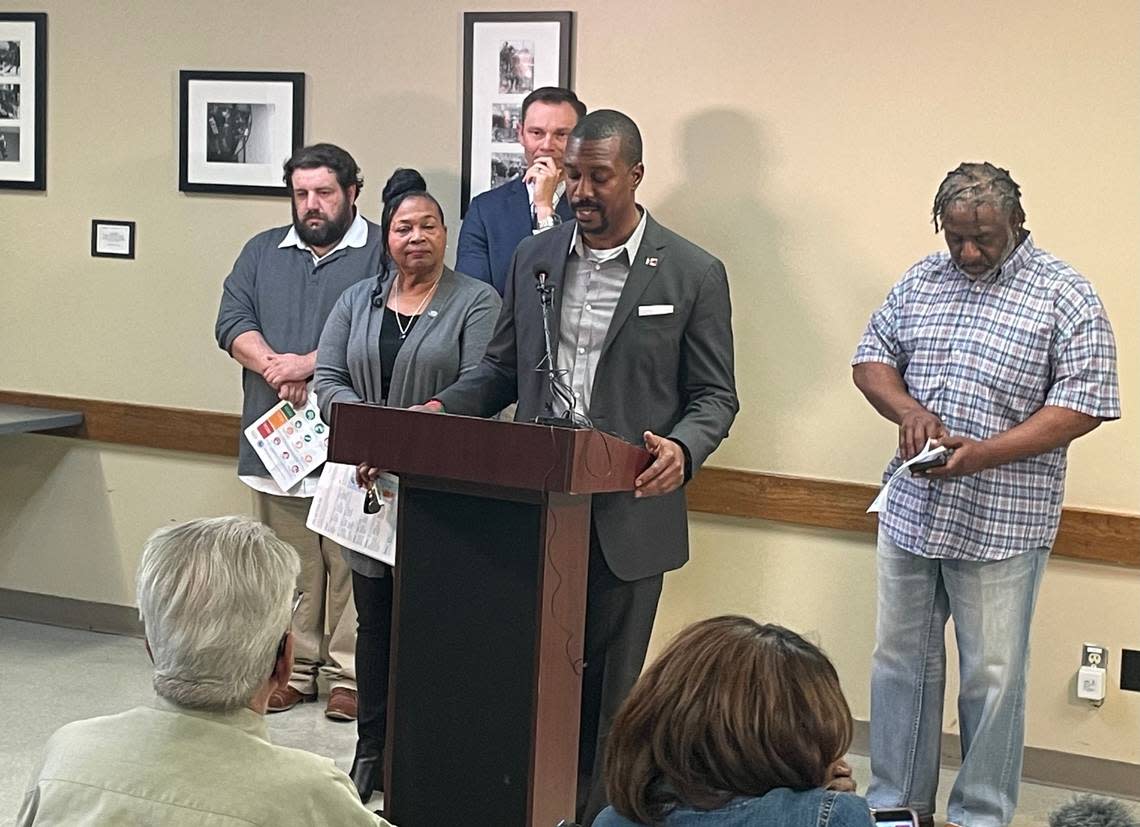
[328,404,651,827]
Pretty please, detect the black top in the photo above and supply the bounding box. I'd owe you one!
[379,306,420,401]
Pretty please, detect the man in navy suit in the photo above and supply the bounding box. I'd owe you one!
[456,87,586,295]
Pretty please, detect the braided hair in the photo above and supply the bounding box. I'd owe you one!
[931,162,1025,233]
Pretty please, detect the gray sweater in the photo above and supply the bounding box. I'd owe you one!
[215,221,383,476]
[315,267,501,575]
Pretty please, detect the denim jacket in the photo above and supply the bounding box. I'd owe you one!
[594,787,874,827]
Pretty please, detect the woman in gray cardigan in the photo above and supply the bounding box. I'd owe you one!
[314,169,501,803]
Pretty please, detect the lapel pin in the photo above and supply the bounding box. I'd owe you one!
[428,310,438,317]
[645,257,658,267]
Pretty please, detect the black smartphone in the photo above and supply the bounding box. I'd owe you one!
[910,451,950,474]
[872,807,920,826]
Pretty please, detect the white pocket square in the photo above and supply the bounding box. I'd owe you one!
[638,304,674,317]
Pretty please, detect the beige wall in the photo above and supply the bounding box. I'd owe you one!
[654,517,1140,764]
[0,0,1136,764]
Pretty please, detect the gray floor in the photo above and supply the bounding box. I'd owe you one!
[841,753,1107,826]
[0,618,1134,826]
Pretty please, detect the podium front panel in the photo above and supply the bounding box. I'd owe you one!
[384,480,588,827]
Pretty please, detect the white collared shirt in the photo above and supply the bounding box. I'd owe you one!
[278,209,369,264]
[555,209,649,417]
[526,178,566,234]
[567,207,647,263]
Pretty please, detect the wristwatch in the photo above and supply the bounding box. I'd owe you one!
[535,212,562,231]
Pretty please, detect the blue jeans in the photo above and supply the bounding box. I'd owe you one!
[866,530,1049,827]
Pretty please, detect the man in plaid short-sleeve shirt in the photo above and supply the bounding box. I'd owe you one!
[852,163,1119,827]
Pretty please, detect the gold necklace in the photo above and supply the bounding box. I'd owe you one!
[393,272,441,339]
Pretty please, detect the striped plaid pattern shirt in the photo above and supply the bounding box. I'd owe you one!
[853,235,1120,561]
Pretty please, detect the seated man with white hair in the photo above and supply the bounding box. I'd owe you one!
[17,516,392,826]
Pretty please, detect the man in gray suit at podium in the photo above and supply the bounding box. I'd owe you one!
[426,109,739,825]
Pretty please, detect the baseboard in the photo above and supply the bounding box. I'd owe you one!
[851,719,1140,800]
[0,588,144,638]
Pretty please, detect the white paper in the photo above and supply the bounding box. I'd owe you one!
[306,463,398,566]
[96,224,131,255]
[867,439,948,513]
[243,390,328,491]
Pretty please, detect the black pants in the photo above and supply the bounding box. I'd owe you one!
[576,524,664,826]
[352,569,394,755]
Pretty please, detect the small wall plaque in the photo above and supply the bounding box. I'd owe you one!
[91,219,135,259]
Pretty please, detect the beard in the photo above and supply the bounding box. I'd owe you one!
[972,230,1021,281]
[293,200,354,248]
[571,199,608,236]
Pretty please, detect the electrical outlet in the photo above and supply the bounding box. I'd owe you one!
[1082,643,1107,669]
[1121,649,1140,693]
[1078,644,1108,706]
[1078,666,1106,702]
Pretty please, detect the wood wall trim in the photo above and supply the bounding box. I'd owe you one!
[3,390,1137,568]
[685,467,1140,568]
[0,390,240,457]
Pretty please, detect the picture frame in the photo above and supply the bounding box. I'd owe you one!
[91,219,136,259]
[179,70,304,197]
[0,12,47,191]
[461,11,573,217]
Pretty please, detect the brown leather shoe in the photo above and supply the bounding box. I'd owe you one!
[267,685,317,713]
[325,687,357,721]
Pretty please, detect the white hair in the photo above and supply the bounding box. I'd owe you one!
[136,516,300,711]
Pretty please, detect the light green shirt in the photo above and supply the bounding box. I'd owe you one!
[17,697,393,826]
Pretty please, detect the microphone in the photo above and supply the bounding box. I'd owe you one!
[533,264,550,290]
[1049,795,1138,827]
[533,263,556,373]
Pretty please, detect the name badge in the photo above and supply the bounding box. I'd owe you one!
[638,304,674,317]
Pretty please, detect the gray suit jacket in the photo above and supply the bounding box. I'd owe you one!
[435,213,738,581]
[315,267,501,576]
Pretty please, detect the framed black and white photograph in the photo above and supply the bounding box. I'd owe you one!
[491,102,521,144]
[461,11,572,216]
[179,70,304,197]
[91,220,136,259]
[0,13,47,190]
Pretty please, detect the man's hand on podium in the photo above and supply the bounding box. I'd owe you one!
[409,400,445,414]
[634,431,685,498]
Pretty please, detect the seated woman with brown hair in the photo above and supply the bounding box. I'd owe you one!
[595,615,873,827]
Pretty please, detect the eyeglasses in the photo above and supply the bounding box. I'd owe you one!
[273,591,305,669]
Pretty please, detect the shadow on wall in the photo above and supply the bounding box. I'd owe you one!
[348,92,461,259]
[0,435,125,601]
[654,108,822,465]
[425,167,462,265]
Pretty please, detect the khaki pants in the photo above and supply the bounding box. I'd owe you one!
[257,493,357,694]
